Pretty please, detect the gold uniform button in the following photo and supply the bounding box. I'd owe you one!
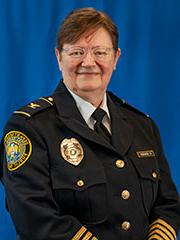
[121,190,130,200]
[152,172,157,179]
[121,221,131,231]
[77,180,85,187]
[115,160,125,168]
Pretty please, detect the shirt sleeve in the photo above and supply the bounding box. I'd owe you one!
[2,115,98,240]
[147,120,180,240]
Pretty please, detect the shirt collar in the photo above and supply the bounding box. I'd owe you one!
[66,87,110,123]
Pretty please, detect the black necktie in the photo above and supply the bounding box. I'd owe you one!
[92,108,111,143]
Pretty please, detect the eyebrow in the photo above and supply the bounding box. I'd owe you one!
[66,45,112,49]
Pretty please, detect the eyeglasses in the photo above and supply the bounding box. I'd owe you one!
[62,46,114,61]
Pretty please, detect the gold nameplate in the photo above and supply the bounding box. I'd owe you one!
[136,150,155,158]
[60,138,84,166]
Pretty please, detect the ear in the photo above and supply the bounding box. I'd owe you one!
[55,48,63,71]
[113,48,121,70]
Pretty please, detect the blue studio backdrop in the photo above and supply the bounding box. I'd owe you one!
[0,1,180,239]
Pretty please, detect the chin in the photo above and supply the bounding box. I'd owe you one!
[78,82,101,92]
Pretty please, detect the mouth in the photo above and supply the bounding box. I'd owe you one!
[76,72,100,75]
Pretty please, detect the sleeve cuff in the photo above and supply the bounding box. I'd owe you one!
[72,226,98,240]
[147,218,177,240]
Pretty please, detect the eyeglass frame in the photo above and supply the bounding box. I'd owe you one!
[61,46,116,61]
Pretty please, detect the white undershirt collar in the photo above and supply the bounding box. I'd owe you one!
[67,87,111,132]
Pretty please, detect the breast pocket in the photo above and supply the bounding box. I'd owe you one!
[130,153,160,216]
[51,164,108,225]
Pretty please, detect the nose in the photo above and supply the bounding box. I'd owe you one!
[81,51,96,67]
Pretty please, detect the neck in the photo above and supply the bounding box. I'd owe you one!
[73,89,105,107]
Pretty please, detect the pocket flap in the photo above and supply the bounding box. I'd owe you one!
[130,151,160,182]
[51,164,107,191]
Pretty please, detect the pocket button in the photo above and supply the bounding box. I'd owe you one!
[152,171,158,179]
[121,221,131,231]
[121,190,130,200]
[77,179,85,187]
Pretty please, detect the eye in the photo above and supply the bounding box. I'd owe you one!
[69,49,84,57]
[94,50,107,56]
[93,47,110,58]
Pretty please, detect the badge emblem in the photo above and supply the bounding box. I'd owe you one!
[60,138,84,166]
[4,131,32,171]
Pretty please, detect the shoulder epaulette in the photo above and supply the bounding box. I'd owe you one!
[13,96,54,118]
[122,101,150,118]
[108,91,150,118]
